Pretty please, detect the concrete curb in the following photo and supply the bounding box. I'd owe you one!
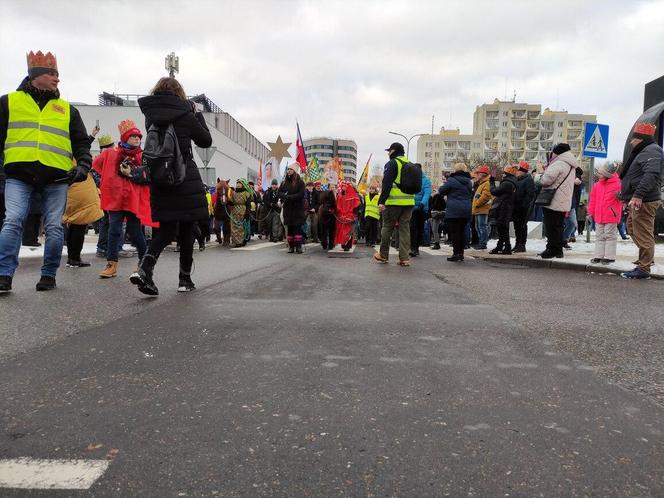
[476,254,664,280]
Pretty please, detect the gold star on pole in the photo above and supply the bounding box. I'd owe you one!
[267,135,292,164]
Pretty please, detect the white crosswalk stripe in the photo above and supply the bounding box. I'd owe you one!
[230,242,277,251]
[0,458,110,490]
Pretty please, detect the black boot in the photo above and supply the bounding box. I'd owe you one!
[512,244,526,253]
[177,273,196,292]
[130,254,159,296]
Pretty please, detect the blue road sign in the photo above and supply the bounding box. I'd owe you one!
[583,123,609,158]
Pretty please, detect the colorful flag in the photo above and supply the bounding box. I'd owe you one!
[357,154,372,195]
[295,122,307,174]
[256,159,263,191]
[306,156,322,183]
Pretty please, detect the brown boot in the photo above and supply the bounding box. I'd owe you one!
[99,261,118,279]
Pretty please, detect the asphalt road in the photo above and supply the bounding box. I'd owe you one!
[1,241,663,497]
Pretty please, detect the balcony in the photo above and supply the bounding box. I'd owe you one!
[509,151,524,160]
[527,111,540,120]
[568,121,583,129]
[527,121,540,130]
[486,111,499,119]
[540,131,554,141]
[541,122,554,131]
[511,140,525,149]
[525,151,538,160]
[486,119,499,130]
[512,110,527,119]
[485,142,498,151]
[526,131,539,141]
[539,141,553,150]
[526,141,539,151]
[485,130,498,140]
[567,131,582,140]
[511,121,525,129]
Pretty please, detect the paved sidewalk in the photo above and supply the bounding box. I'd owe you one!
[469,236,664,279]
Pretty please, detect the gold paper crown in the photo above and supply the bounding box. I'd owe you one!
[118,119,138,135]
[27,51,58,70]
[98,134,113,147]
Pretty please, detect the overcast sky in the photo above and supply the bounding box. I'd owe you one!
[2,0,663,172]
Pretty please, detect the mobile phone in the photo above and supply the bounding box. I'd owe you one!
[95,119,99,128]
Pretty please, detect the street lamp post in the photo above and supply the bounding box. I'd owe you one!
[195,146,217,185]
[388,131,428,160]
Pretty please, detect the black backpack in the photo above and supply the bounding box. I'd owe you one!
[395,158,422,195]
[142,123,186,186]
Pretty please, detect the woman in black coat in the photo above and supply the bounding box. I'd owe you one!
[489,165,518,255]
[278,166,306,253]
[131,77,213,295]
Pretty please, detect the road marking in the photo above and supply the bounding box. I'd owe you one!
[419,247,449,256]
[328,245,355,254]
[0,458,109,490]
[230,242,277,251]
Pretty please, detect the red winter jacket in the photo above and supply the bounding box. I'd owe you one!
[92,146,156,227]
[587,173,622,224]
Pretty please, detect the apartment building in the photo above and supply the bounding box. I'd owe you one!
[416,128,482,182]
[303,137,358,180]
[473,99,596,169]
[417,99,597,177]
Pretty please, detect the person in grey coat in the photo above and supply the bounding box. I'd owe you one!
[619,122,664,279]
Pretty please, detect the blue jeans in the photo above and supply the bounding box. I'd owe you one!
[106,211,146,262]
[475,214,489,247]
[563,208,577,240]
[0,178,68,277]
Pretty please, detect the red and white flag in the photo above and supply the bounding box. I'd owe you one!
[295,122,307,174]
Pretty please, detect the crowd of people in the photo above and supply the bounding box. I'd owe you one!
[0,51,662,296]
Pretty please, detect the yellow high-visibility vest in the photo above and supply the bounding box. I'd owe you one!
[5,91,73,171]
[364,193,380,219]
[385,156,415,206]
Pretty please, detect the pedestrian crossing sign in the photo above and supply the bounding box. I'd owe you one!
[583,123,609,158]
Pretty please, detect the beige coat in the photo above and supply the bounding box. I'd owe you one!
[536,151,578,212]
[63,175,103,225]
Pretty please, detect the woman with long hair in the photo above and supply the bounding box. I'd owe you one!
[228,178,252,247]
[132,77,212,295]
[278,165,306,253]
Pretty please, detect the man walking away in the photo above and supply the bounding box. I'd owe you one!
[620,122,663,279]
[374,142,415,266]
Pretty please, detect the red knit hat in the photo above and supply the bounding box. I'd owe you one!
[633,122,656,140]
[476,165,490,175]
[118,119,142,143]
[518,161,530,172]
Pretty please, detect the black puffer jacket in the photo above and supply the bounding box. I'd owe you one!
[489,174,518,225]
[0,77,91,186]
[620,139,664,202]
[279,173,306,226]
[138,93,212,222]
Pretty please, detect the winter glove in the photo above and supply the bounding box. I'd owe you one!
[67,164,90,184]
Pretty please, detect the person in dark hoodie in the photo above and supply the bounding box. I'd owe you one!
[619,122,664,279]
[489,164,519,255]
[0,51,92,293]
[131,77,212,295]
[438,162,473,262]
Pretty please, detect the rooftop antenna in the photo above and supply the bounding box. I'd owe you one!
[504,78,507,101]
[513,89,516,103]
[555,88,559,110]
[165,52,179,78]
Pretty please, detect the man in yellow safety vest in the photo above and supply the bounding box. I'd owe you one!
[374,142,415,266]
[363,184,380,247]
[0,51,92,293]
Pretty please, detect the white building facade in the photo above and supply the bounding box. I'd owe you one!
[75,92,269,186]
